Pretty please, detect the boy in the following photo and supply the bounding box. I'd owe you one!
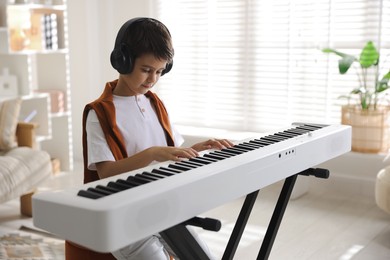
[66,17,232,259]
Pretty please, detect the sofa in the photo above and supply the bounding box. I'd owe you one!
[0,97,52,215]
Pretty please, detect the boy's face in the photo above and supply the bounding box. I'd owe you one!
[120,53,168,96]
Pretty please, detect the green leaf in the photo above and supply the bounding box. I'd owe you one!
[382,71,390,79]
[377,73,390,92]
[350,88,363,94]
[338,56,355,74]
[359,41,379,68]
[322,48,350,58]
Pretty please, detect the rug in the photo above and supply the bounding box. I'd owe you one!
[0,231,64,260]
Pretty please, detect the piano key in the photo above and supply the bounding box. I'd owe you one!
[298,124,323,131]
[281,130,301,136]
[77,189,104,199]
[275,132,297,138]
[116,178,139,188]
[212,150,235,158]
[176,161,198,169]
[249,140,271,146]
[142,172,167,179]
[221,148,242,155]
[189,157,213,165]
[257,138,277,144]
[179,160,204,167]
[263,135,288,141]
[168,164,192,172]
[234,144,256,151]
[88,187,113,196]
[239,142,263,149]
[96,185,121,193]
[229,146,251,153]
[197,155,219,163]
[203,153,227,160]
[135,173,159,182]
[285,128,309,134]
[107,181,132,190]
[160,167,181,173]
[152,168,178,176]
[126,176,149,185]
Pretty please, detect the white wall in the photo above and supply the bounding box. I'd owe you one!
[67,0,152,161]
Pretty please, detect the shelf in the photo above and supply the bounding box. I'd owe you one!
[1,48,68,55]
[1,0,73,171]
[8,3,66,11]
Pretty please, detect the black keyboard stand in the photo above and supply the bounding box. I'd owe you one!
[160,217,220,260]
[160,168,329,260]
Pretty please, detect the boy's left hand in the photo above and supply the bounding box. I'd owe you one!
[191,139,234,152]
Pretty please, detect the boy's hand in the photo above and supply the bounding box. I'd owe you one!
[150,146,199,162]
[191,139,234,152]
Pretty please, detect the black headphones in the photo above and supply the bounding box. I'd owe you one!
[110,17,173,75]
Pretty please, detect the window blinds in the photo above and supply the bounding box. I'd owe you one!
[153,0,390,132]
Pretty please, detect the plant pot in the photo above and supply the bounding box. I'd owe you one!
[341,105,390,153]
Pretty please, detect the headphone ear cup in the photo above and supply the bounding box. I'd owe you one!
[161,61,173,76]
[110,43,133,74]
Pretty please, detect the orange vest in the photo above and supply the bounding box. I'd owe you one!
[82,79,175,183]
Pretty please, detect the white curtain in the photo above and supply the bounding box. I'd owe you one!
[153,0,390,132]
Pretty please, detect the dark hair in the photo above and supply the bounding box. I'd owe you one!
[124,18,174,62]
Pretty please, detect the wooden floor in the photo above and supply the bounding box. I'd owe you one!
[0,170,389,260]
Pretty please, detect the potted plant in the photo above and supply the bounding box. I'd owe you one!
[323,41,390,153]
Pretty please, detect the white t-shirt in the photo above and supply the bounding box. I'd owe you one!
[86,94,183,170]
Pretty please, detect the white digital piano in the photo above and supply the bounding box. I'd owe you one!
[32,123,351,259]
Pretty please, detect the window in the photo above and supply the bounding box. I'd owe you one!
[153,0,390,132]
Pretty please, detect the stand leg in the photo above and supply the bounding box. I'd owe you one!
[222,190,259,260]
[160,224,210,260]
[257,174,298,260]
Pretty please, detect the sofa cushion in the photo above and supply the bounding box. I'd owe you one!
[0,147,52,203]
[0,97,22,150]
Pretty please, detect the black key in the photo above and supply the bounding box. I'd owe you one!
[234,144,255,151]
[152,168,176,176]
[179,160,203,168]
[96,184,121,193]
[229,146,250,153]
[275,132,296,138]
[143,172,167,179]
[266,135,289,141]
[88,187,112,196]
[213,150,234,158]
[195,156,218,163]
[189,157,212,165]
[134,173,159,182]
[257,138,276,144]
[221,148,242,155]
[240,142,262,149]
[298,124,322,131]
[78,189,104,199]
[160,167,181,173]
[126,176,149,185]
[168,164,192,171]
[176,161,197,169]
[204,153,226,160]
[286,128,309,134]
[282,130,301,136]
[117,178,139,187]
[260,136,282,143]
[108,181,132,190]
[250,140,272,146]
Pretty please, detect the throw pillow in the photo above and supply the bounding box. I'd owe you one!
[0,97,22,150]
